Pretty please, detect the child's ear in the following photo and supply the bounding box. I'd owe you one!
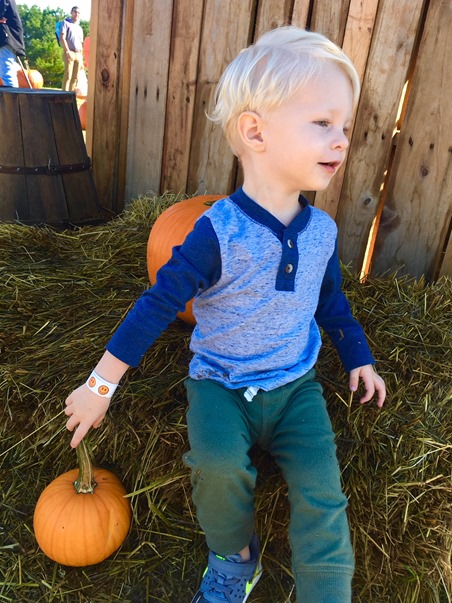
[237,111,265,151]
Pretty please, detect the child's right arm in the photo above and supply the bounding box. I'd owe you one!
[64,350,129,448]
[64,215,223,449]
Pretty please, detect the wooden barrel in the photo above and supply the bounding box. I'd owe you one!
[0,88,103,226]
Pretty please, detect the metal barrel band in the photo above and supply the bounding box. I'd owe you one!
[0,159,91,176]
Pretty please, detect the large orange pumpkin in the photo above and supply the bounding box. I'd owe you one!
[17,69,44,89]
[33,440,131,566]
[147,195,224,325]
[78,100,87,130]
[83,36,90,70]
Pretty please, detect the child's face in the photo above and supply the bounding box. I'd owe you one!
[258,62,354,193]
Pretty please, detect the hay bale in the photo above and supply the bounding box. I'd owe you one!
[0,195,450,602]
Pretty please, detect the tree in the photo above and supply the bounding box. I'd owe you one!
[17,4,90,88]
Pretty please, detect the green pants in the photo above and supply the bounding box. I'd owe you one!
[183,369,354,603]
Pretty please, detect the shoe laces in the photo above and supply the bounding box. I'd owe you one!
[208,568,240,600]
[206,554,245,602]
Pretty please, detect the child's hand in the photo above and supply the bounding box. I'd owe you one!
[64,384,111,448]
[349,364,386,408]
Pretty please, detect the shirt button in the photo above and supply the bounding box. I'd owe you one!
[285,264,294,273]
[287,239,294,248]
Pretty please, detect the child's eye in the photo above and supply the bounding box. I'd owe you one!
[315,120,330,127]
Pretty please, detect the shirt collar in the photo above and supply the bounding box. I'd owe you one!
[229,186,311,240]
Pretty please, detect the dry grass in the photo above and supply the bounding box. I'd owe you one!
[0,195,450,602]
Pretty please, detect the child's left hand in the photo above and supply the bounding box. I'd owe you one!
[349,364,386,408]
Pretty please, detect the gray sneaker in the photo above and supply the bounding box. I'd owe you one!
[191,534,262,602]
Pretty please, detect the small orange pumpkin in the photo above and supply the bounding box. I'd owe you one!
[17,68,44,89]
[147,195,224,325]
[33,440,131,566]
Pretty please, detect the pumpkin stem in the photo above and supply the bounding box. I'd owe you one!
[74,439,97,494]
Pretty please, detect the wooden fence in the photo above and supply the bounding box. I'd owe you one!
[86,0,452,281]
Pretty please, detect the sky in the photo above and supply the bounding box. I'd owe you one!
[18,1,91,19]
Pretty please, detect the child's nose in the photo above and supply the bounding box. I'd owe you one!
[332,129,350,151]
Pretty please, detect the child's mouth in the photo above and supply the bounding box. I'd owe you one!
[319,161,340,173]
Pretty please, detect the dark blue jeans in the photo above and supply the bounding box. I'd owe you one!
[184,369,354,602]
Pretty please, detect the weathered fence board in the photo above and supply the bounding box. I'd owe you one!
[125,0,174,200]
[160,0,204,194]
[335,0,425,270]
[254,0,293,37]
[291,0,311,28]
[116,0,135,208]
[309,0,349,45]
[89,0,125,214]
[372,0,452,280]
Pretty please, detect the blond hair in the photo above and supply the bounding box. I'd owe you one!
[209,26,360,152]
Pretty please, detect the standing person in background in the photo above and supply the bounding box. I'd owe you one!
[60,6,83,92]
[0,0,25,87]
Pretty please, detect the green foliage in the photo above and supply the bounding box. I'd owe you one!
[17,4,90,88]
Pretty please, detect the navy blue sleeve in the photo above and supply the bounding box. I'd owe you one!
[315,241,375,372]
[106,216,221,366]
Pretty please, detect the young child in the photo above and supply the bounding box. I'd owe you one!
[65,26,386,603]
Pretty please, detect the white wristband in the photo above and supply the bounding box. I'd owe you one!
[86,370,118,398]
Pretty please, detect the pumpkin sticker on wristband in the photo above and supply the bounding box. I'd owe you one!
[86,371,118,398]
